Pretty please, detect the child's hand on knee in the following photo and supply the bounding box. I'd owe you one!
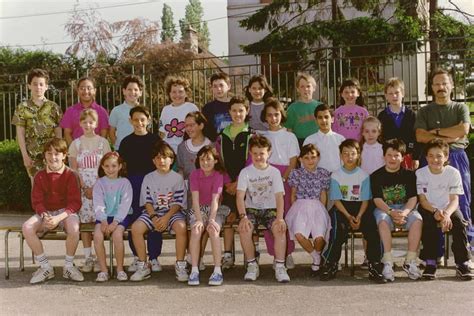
[272,218,286,233]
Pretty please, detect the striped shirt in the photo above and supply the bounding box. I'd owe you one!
[140,170,186,215]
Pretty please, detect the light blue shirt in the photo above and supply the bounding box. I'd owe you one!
[329,166,371,201]
[109,102,134,150]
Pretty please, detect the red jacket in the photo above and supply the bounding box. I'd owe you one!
[31,166,81,215]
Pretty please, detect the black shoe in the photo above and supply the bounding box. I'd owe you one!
[320,262,338,281]
[422,265,437,280]
[368,262,387,284]
[456,263,473,281]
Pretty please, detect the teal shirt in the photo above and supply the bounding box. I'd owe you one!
[285,100,321,139]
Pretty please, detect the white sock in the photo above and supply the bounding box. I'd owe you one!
[36,253,50,269]
[214,266,222,274]
[275,260,285,268]
[83,247,92,258]
[191,266,199,274]
[65,255,74,268]
[310,250,321,265]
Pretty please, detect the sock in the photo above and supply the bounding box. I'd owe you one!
[213,266,222,274]
[191,266,199,274]
[224,251,232,258]
[83,247,92,259]
[275,260,285,268]
[65,255,74,268]
[310,250,321,265]
[382,252,393,264]
[406,251,417,262]
[36,253,50,269]
[137,260,147,269]
[247,258,257,265]
[254,242,260,253]
[426,259,436,266]
[177,260,187,268]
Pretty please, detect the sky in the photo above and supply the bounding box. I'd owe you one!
[0,0,472,58]
[0,0,229,56]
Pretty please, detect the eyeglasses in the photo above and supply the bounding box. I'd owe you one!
[79,86,95,91]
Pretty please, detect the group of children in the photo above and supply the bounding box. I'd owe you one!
[13,68,472,286]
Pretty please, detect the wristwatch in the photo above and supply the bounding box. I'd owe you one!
[239,213,247,219]
[387,209,392,216]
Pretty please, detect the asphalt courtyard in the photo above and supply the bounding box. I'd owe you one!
[1,214,473,315]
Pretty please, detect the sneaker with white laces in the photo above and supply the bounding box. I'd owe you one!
[275,265,290,283]
[30,266,55,284]
[81,256,95,273]
[188,271,200,286]
[130,263,151,281]
[175,261,189,282]
[244,263,259,281]
[311,263,320,272]
[95,271,109,282]
[402,260,421,280]
[286,254,295,270]
[360,257,369,270]
[63,265,85,282]
[128,257,139,272]
[116,271,128,281]
[150,259,163,272]
[222,254,234,270]
[199,259,206,271]
[382,262,395,282]
[208,272,223,286]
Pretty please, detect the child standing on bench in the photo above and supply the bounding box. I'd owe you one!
[22,138,83,284]
[93,152,133,282]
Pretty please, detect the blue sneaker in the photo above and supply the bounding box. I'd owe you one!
[188,271,200,286]
[208,272,223,286]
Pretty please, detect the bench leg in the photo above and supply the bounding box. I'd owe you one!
[344,241,348,268]
[5,229,10,280]
[444,232,449,267]
[20,233,24,271]
[350,232,355,277]
[109,239,114,276]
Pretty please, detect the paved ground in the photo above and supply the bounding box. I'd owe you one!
[1,214,473,315]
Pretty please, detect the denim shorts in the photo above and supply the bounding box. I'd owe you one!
[374,205,422,231]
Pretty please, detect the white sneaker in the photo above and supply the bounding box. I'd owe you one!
[403,260,421,280]
[150,259,163,272]
[199,259,206,271]
[222,254,234,270]
[275,265,290,283]
[30,266,55,284]
[128,257,139,272]
[468,260,474,270]
[311,263,320,272]
[81,256,95,273]
[188,271,200,286]
[382,262,395,282]
[244,263,259,281]
[63,265,84,282]
[130,263,151,281]
[286,254,295,270]
[116,271,128,281]
[175,261,189,282]
[95,271,109,282]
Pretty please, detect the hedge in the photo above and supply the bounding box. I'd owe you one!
[0,140,31,211]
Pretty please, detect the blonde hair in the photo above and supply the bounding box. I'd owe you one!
[384,77,405,94]
[296,72,316,89]
[79,108,98,122]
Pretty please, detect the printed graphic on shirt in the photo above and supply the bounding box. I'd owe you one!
[164,118,185,138]
[336,112,362,131]
[214,112,232,133]
[340,184,361,201]
[248,176,273,208]
[382,184,407,205]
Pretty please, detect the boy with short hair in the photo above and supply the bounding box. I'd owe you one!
[22,138,83,284]
[130,142,188,282]
[202,72,233,141]
[371,139,422,282]
[378,78,419,170]
[12,68,62,180]
[416,139,472,281]
[236,134,290,283]
[321,139,384,283]
[119,106,163,273]
[303,103,345,173]
[109,75,144,150]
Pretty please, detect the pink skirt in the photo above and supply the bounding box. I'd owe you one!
[285,199,331,242]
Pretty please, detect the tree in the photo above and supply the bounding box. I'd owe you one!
[161,3,177,42]
[179,0,210,49]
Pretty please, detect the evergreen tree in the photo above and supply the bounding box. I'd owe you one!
[161,3,177,42]
[179,0,210,49]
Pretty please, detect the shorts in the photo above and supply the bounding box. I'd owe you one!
[374,206,422,231]
[34,209,79,235]
[187,205,230,227]
[137,210,186,234]
[246,208,277,231]
[95,216,128,228]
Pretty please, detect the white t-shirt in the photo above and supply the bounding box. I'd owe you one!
[303,130,345,173]
[237,164,284,209]
[361,142,385,175]
[416,165,464,209]
[159,102,199,153]
[258,129,300,165]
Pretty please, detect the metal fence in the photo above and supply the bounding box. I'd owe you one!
[1,37,472,141]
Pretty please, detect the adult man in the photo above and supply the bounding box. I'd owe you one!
[415,68,472,242]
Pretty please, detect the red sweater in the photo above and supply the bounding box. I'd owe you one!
[31,167,81,215]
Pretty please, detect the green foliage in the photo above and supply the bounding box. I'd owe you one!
[0,140,31,211]
[179,0,210,49]
[161,3,177,42]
